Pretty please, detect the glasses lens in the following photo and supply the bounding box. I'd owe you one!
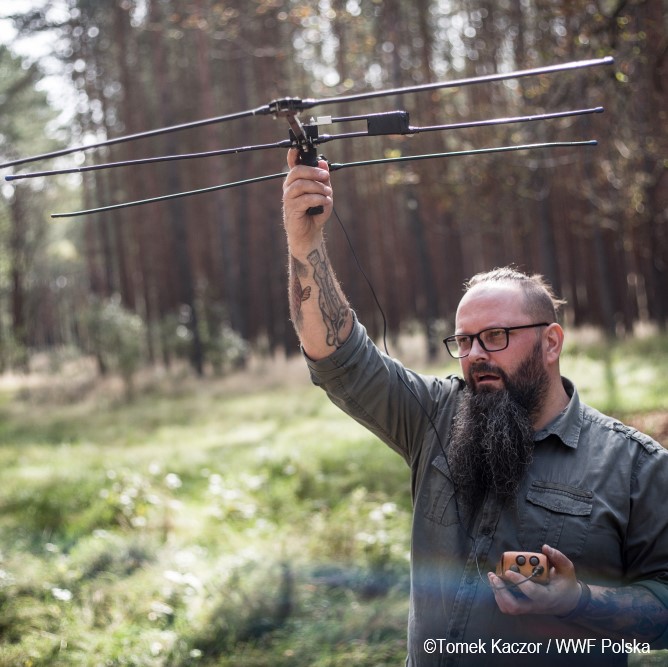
[479,328,508,351]
[446,335,470,358]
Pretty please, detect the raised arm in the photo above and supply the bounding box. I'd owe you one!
[282,149,353,360]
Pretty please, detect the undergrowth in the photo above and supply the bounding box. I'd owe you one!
[0,335,666,666]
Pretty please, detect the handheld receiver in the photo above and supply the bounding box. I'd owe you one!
[496,551,550,585]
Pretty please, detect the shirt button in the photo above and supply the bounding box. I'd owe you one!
[451,629,460,638]
[481,526,492,535]
[466,576,475,584]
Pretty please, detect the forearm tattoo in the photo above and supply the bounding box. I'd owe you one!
[289,255,311,330]
[576,585,668,643]
[307,248,350,347]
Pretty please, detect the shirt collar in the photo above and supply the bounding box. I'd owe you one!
[533,377,583,448]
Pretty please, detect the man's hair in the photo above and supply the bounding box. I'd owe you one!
[464,266,566,323]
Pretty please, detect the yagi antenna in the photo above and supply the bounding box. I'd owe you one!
[1,55,614,218]
[0,56,614,170]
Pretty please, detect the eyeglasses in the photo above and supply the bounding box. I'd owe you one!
[443,322,550,358]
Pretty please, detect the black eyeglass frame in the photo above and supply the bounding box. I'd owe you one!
[443,322,550,359]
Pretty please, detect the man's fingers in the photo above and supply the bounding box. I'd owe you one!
[283,149,333,230]
[542,545,574,574]
[283,178,332,206]
[488,573,531,615]
[289,194,332,218]
[287,148,300,168]
[283,150,333,208]
[283,166,331,192]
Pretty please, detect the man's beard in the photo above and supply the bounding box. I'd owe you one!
[447,340,549,514]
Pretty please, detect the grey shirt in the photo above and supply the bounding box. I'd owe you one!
[306,316,668,666]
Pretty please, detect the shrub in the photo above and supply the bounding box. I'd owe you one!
[83,295,145,395]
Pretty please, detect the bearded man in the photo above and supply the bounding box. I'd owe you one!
[281,149,668,666]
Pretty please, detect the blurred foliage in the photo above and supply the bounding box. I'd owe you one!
[0,335,666,665]
[82,295,146,396]
[2,0,667,373]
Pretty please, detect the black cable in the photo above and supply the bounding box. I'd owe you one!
[331,206,470,538]
[331,206,552,592]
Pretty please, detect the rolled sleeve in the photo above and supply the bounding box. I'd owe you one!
[304,312,370,385]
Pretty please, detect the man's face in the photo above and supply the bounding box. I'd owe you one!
[455,283,547,395]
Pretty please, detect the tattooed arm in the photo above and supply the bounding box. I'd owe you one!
[573,584,668,643]
[283,149,353,360]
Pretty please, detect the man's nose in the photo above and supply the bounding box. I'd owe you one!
[468,336,490,361]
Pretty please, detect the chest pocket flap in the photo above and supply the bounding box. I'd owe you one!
[526,481,593,515]
[521,481,593,556]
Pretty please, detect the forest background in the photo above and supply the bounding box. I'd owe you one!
[0,1,667,666]
[0,0,666,376]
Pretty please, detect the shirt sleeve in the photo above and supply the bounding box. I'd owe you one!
[304,313,458,466]
[625,439,668,648]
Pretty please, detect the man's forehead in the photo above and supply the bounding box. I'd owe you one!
[456,282,528,326]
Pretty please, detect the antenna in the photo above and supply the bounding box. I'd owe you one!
[0,56,613,170]
[1,56,614,217]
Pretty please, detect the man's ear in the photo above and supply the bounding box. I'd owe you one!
[544,323,564,365]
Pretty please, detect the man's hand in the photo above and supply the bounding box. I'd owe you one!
[488,544,582,617]
[282,148,333,254]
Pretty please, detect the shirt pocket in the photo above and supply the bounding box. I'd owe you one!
[419,454,460,527]
[519,480,593,558]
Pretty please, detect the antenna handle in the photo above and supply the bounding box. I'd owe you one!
[297,145,324,216]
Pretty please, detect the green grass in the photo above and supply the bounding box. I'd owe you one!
[0,374,413,666]
[560,334,668,416]
[0,334,666,666]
